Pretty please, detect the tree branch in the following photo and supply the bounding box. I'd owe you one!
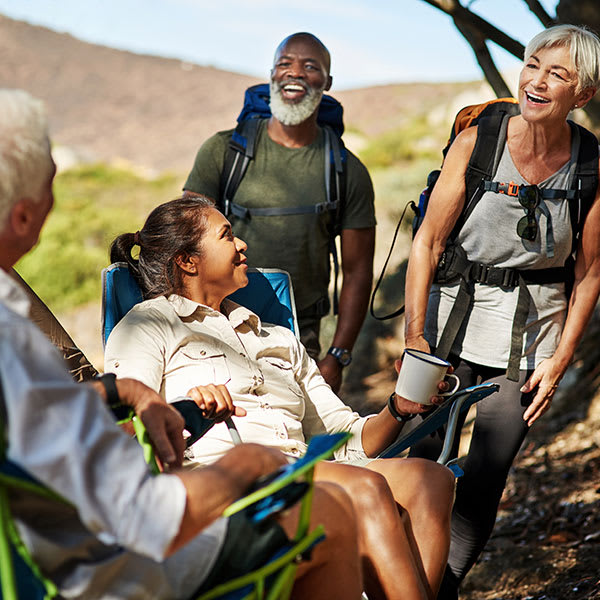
[422,0,526,59]
[522,0,557,28]
[454,18,513,97]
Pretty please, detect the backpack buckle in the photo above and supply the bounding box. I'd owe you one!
[507,181,519,196]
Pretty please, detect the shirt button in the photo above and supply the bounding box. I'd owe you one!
[239,352,246,357]
[277,431,286,439]
[290,448,300,456]
[200,350,206,356]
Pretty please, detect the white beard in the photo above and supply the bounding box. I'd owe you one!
[269,79,324,126]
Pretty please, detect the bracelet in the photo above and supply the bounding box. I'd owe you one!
[95,373,120,407]
[387,393,417,423]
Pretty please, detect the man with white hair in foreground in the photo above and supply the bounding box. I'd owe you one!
[0,88,363,600]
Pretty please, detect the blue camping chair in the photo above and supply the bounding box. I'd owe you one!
[101,261,499,473]
[101,264,299,347]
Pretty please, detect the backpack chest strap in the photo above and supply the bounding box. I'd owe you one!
[483,180,576,200]
[227,200,339,221]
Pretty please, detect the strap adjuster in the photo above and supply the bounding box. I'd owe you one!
[507,181,519,196]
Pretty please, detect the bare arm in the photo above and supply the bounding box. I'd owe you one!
[166,443,288,555]
[360,359,449,457]
[522,161,600,425]
[317,226,375,392]
[404,128,477,351]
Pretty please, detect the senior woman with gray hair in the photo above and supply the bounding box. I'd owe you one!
[403,24,600,598]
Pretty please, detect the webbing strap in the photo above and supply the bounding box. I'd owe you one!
[483,180,577,200]
[507,277,531,381]
[436,278,473,360]
[228,200,338,221]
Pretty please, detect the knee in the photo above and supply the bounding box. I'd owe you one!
[402,459,456,514]
[312,482,359,548]
[350,469,395,512]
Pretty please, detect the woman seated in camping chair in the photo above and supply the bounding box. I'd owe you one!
[105,196,455,600]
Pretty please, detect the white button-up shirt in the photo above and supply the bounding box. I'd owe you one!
[105,295,372,464]
[0,269,226,599]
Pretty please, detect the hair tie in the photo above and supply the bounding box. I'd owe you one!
[133,231,140,245]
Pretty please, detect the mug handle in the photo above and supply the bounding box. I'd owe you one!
[439,373,460,396]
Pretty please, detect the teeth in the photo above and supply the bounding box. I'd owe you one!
[526,92,550,103]
[283,83,305,91]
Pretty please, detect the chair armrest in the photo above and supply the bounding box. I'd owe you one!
[377,383,499,460]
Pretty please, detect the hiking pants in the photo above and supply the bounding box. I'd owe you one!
[408,356,534,588]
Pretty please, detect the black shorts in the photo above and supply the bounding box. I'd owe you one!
[195,512,290,595]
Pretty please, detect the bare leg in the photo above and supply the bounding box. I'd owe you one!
[366,458,455,599]
[278,482,363,600]
[315,461,437,600]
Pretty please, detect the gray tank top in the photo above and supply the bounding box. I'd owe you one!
[425,128,580,369]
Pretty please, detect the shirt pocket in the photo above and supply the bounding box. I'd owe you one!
[175,343,232,387]
[261,356,305,403]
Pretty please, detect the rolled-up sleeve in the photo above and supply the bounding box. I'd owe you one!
[293,337,375,461]
[104,305,169,392]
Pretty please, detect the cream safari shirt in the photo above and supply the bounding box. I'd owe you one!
[105,295,371,464]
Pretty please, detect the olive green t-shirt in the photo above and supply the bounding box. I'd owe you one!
[183,120,376,312]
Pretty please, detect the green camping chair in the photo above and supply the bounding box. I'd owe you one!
[0,376,349,600]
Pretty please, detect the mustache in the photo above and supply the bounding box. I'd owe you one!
[275,77,310,92]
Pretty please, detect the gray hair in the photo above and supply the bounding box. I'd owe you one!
[0,89,52,226]
[525,24,600,92]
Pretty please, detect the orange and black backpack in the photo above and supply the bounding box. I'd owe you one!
[371,98,599,379]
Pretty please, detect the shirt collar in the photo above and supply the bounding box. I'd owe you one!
[0,268,31,317]
[167,294,261,334]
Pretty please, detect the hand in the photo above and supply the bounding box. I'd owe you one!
[393,357,450,408]
[116,378,186,469]
[520,357,564,427]
[187,384,247,422]
[317,354,343,394]
[404,335,431,355]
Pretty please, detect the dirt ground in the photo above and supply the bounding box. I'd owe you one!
[342,339,600,600]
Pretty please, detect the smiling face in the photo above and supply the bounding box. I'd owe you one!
[269,34,332,126]
[519,44,593,124]
[193,208,248,302]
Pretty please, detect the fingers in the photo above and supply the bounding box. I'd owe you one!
[520,372,540,394]
[393,393,432,416]
[187,384,236,422]
[523,382,557,426]
[233,405,247,417]
[143,406,185,469]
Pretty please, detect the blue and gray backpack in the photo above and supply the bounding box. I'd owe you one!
[218,83,348,313]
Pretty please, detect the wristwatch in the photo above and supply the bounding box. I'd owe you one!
[387,393,417,423]
[327,346,352,367]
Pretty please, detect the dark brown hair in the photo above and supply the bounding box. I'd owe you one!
[110,195,215,299]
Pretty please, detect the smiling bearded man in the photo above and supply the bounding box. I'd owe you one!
[183,32,376,395]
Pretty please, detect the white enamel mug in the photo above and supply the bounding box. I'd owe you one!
[395,349,460,405]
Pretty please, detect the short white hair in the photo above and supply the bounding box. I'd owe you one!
[525,25,600,92]
[0,89,52,226]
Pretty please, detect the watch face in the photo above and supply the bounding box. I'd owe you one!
[339,350,351,366]
[329,347,352,366]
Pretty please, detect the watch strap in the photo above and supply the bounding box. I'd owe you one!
[327,346,352,367]
[387,393,417,423]
[95,373,120,408]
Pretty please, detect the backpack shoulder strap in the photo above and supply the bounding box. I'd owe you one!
[323,126,347,314]
[569,121,599,249]
[219,118,262,216]
[456,112,511,233]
